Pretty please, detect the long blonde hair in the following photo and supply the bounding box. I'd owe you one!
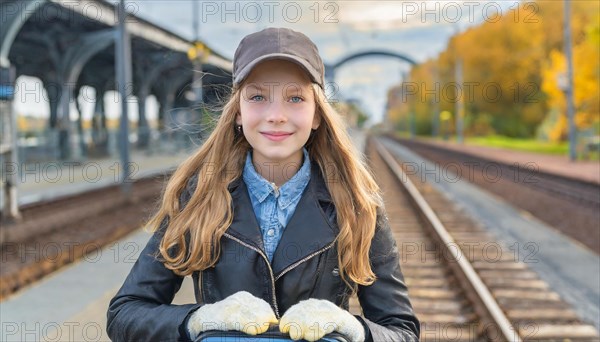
[146,82,384,294]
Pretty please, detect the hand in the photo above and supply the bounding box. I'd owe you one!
[187,291,278,340]
[279,299,366,342]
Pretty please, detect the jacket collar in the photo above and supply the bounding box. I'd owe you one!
[228,161,337,275]
[242,147,311,209]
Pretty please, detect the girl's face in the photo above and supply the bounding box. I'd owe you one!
[237,59,320,168]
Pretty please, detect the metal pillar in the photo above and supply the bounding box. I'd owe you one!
[136,54,186,148]
[45,79,61,129]
[432,65,440,138]
[455,57,464,144]
[409,110,416,139]
[116,0,132,196]
[0,65,20,220]
[155,71,194,152]
[191,2,205,140]
[55,29,115,160]
[91,87,109,156]
[192,58,203,137]
[137,93,149,148]
[74,89,87,158]
[407,76,416,140]
[188,44,207,140]
[564,0,577,161]
[323,65,337,103]
[56,83,72,159]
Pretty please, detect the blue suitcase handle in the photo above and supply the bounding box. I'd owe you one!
[196,329,350,342]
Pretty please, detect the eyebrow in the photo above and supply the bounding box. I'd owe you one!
[245,84,264,91]
[243,83,312,94]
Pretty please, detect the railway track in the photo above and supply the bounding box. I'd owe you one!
[2,134,598,341]
[343,136,600,341]
[0,173,170,300]
[390,136,600,255]
[394,137,600,208]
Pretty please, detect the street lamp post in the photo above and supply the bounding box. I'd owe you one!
[455,57,464,144]
[0,65,20,220]
[401,72,416,139]
[190,1,206,141]
[432,64,440,138]
[409,84,416,140]
[440,110,451,141]
[452,23,465,144]
[116,0,132,196]
[563,0,577,161]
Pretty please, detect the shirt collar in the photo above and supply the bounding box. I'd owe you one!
[243,147,311,209]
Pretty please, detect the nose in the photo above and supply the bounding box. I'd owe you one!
[265,97,287,124]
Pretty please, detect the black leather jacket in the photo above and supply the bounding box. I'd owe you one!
[106,162,420,341]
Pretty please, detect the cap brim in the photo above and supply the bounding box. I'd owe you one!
[234,53,322,87]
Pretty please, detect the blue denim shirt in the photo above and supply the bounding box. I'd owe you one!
[242,148,311,263]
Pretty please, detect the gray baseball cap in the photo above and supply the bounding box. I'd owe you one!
[232,27,325,89]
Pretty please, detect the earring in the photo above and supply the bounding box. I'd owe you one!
[236,125,242,133]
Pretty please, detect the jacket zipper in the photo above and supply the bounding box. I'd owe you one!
[224,232,281,318]
[223,234,336,318]
[274,241,335,282]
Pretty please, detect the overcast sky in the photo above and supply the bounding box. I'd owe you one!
[14,1,518,125]
[131,1,518,124]
[131,0,519,124]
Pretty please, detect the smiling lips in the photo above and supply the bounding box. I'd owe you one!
[261,132,293,141]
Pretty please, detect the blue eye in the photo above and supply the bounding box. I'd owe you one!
[250,95,264,101]
[290,96,303,103]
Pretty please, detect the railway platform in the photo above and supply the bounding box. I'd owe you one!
[0,148,191,210]
[1,130,599,341]
[0,129,367,342]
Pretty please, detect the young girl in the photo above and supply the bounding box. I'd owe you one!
[107,27,420,342]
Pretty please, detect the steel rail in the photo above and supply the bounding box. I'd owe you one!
[374,138,521,342]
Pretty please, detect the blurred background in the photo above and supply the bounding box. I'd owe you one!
[1,1,598,341]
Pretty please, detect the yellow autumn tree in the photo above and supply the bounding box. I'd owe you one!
[541,16,600,142]
[386,0,599,140]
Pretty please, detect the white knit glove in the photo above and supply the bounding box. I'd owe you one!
[279,299,366,342]
[187,291,278,340]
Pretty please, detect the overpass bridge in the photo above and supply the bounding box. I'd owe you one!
[324,49,417,84]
